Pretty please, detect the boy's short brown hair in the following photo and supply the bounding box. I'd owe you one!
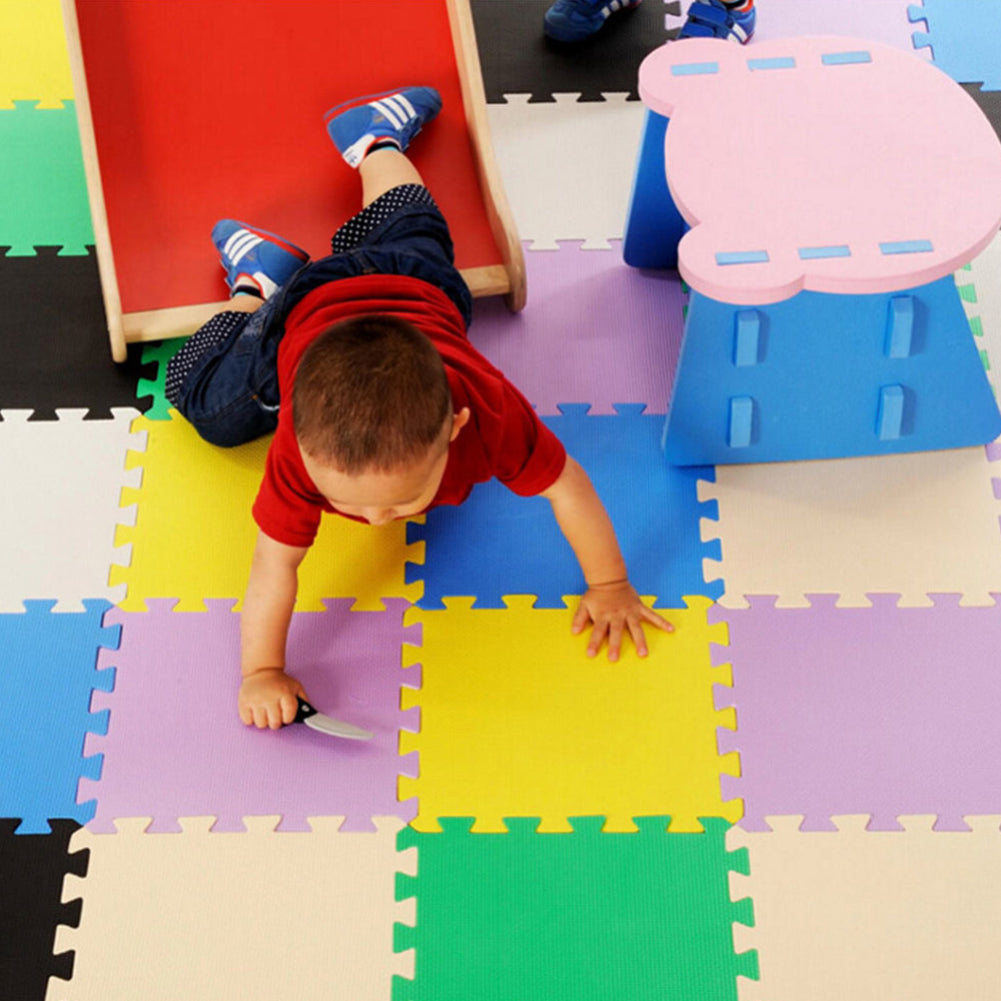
[292,314,452,474]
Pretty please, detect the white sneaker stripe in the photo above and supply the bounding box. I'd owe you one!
[222,231,248,258]
[225,231,262,265]
[389,92,417,121]
[223,230,258,257]
[382,94,415,127]
[372,98,405,130]
[227,232,260,259]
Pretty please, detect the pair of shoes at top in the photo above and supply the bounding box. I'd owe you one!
[678,0,755,42]
[214,86,441,296]
[543,0,754,44]
[543,0,642,43]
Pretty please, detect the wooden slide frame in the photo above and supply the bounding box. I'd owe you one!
[62,0,525,363]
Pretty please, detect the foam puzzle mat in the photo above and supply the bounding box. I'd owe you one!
[4,2,1001,999]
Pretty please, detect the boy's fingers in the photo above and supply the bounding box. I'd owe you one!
[606,620,624,662]
[571,601,590,635]
[628,617,649,658]
[587,619,609,657]
[280,693,299,725]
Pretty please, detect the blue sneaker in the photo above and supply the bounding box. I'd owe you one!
[678,0,755,43]
[211,220,308,299]
[324,87,442,168]
[543,0,642,43]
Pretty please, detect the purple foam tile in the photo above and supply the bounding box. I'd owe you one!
[712,594,1001,830]
[469,241,686,415]
[82,598,420,832]
[753,0,919,53]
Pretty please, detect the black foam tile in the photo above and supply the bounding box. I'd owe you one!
[963,83,1001,144]
[471,0,677,103]
[0,819,87,1001]
[0,247,152,419]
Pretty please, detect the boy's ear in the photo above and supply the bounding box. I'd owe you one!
[449,407,471,442]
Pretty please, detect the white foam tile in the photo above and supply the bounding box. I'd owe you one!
[0,409,143,610]
[487,92,646,249]
[959,229,1001,396]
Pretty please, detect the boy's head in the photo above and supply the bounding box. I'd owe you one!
[293,314,469,525]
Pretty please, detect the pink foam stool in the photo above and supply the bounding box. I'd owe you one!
[624,36,1001,464]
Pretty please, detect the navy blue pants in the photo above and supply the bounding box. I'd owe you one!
[165,185,472,447]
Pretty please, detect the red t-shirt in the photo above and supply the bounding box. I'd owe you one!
[252,274,567,548]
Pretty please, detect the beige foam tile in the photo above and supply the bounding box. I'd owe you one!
[700,446,1001,607]
[49,816,414,1001]
[729,815,1001,1001]
[0,409,143,611]
[958,229,1001,396]
[486,93,645,250]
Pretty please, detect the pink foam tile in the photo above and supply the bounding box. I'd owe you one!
[752,0,921,53]
[710,594,1001,830]
[469,241,686,415]
[82,599,420,832]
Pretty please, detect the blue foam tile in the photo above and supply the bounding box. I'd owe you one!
[909,1,1001,91]
[0,600,118,833]
[407,405,722,609]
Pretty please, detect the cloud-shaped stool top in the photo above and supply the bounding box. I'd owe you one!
[638,36,1001,304]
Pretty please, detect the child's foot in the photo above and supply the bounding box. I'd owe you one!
[324,87,442,168]
[211,220,309,299]
[543,0,642,43]
[678,0,755,43]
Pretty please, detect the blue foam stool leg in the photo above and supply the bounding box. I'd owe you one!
[663,276,1001,465]
[623,110,686,269]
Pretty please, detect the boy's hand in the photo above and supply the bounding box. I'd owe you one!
[572,580,674,662]
[239,668,307,730]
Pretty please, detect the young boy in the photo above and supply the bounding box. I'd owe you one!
[165,87,673,731]
[543,0,755,44]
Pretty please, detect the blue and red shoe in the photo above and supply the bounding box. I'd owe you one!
[678,0,755,43]
[324,86,442,168]
[211,220,308,299]
[543,0,643,43]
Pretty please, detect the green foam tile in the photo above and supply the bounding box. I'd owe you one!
[957,282,978,305]
[0,101,93,255]
[394,816,756,1000]
[138,338,188,419]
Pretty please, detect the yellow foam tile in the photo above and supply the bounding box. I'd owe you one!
[111,413,421,611]
[50,816,414,1001]
[729,815,1001,1001]
[400,594,741,833]
[700,446,1001,607]
[0,0,73,108]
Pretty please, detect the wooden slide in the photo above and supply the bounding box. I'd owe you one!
[63,0,525,362]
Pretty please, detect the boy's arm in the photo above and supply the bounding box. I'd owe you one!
[239,528,310,729]
[540,456,673,661]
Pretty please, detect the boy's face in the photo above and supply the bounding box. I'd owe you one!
[300,408,469,526]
